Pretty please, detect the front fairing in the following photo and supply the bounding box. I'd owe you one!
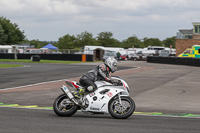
[110,76,130,93]
[95,81,112,88]
[83,79,130,113]
[95,77,130,93]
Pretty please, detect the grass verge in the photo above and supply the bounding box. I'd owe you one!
[0,64,23,68]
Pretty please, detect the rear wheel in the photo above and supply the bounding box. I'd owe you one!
[53,94,78,117]
[108,96,135,119]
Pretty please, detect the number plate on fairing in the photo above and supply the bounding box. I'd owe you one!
[89,92,95,97]
[107,92,113,97]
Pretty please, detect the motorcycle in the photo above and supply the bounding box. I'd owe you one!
[53,76,135,119]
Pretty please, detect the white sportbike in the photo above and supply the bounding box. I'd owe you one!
[53,76,135,119]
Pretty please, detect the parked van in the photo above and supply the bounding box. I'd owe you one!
[24,48,43,54]
[145,46,165,51]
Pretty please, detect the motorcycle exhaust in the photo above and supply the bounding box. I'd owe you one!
[61,85,79,105]
[61,85,74,99]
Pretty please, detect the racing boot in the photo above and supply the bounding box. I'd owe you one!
[73,88,86,106]
[73,88,85,99]
[79,88,85,96]
[73,91,81,99]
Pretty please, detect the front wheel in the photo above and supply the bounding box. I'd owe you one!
[53,94,78,117]
[108,96,135,119]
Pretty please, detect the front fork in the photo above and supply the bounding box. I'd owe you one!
[118,93,122,105]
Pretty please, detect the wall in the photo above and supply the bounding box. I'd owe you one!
[175,39,200,56]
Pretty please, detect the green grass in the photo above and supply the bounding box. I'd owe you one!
[0,64,23,68]
[0,59,97,64]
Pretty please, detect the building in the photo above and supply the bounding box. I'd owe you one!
[176,22,200,56]
[176,29,193,39]
[0,45,18,53]
[84,46,125,60]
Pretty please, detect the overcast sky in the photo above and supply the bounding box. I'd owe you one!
[1,0,200,41]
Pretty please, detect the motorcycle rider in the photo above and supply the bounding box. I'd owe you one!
[73,57,118,100]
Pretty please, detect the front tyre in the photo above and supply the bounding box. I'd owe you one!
[53,94,78,117]
[108,96,135,119]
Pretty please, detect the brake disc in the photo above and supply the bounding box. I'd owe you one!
[114,102,127,113]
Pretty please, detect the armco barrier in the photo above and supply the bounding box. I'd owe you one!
[0,53,94,62]
[147,56,200,66]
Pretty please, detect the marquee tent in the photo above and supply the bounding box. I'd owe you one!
[42,44,58,49]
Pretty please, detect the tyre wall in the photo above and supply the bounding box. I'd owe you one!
[0,53,94,62]
[147,56,200,66]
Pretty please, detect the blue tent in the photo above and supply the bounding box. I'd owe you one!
[42,44,58,49]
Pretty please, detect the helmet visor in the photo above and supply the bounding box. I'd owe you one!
[114,65,117,71]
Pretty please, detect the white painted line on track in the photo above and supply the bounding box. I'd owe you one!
[0,79,66,91]
[0,65,30,69]
[23,65,31,67]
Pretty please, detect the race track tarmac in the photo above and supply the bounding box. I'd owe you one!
[0,61,200,133]
[0,62,133,89]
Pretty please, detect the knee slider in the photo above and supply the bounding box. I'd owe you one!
[87,86,94,92]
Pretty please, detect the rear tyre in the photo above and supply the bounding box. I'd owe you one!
[53,94,78,117]
[108,96,135,119]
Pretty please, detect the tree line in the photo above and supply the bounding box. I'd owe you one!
[0,16,25,45]
[0,16,176,49]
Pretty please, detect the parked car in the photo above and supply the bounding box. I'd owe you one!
[128,53,147,61]
[119,54,128,60]
[128,53,139,60]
